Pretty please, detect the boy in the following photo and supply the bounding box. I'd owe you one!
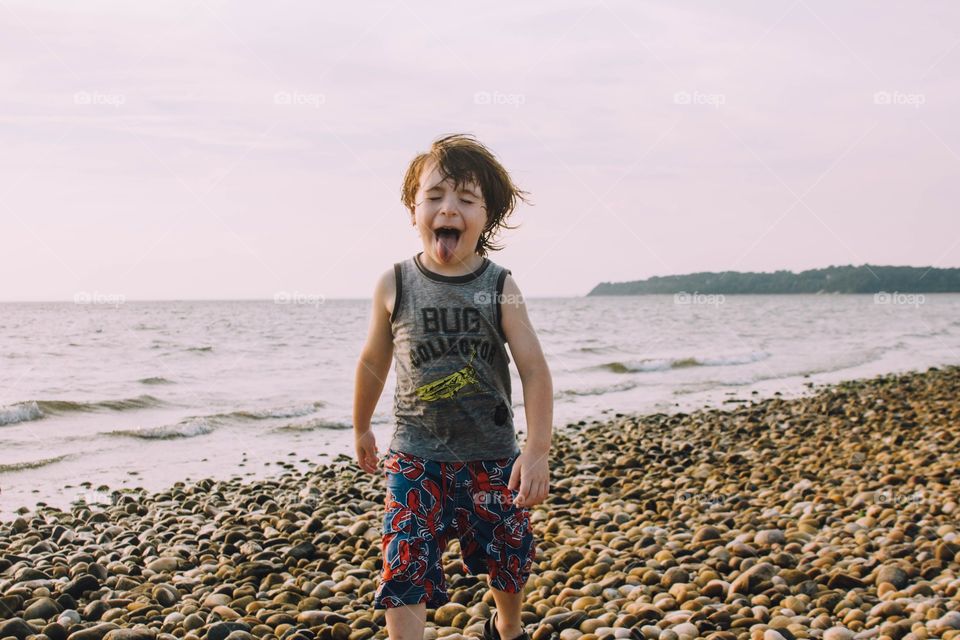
[352,134,553,640]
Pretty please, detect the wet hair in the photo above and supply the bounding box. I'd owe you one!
[402,133,531,257]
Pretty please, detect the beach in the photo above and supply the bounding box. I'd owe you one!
[2,365,959,640]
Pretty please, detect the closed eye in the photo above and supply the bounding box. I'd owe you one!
[426,196,475,203]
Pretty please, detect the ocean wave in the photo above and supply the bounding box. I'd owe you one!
[107,417,215,440]
[0,401,44,426]
[138,376,175,385]
[273,418,352,432]
[778,345,899,380]
[571,345,619,355]
[101,401,329,440]
[37,394,167,414]
[697,352,772,366]
[186,346,213,353]
[671,382,723,396]
[597,351,770,373]
[903,328,950,339]
[556,380,642,398]
[0,454,71,473]
[215,401,326,421]
[671,348,895,395]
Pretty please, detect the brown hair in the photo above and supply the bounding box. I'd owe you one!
[402,133,531,257]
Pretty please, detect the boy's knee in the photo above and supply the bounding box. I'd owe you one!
[384,602,426,617]
[384,603,427,640]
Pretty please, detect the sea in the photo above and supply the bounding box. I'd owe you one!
[2,293,958,521]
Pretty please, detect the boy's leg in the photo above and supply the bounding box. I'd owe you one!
[490,586,526,640]
[373,450,454,621]
[385,602,427,640]
[456,454,537,638]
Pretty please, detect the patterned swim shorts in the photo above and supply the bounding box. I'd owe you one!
[372,448,537,609]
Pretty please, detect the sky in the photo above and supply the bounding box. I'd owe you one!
[1,0,958,301]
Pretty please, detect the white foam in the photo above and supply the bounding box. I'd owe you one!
[616,351,771,372]
[110,417,215,439]
[697,351,771,367]
[0,401,44,426]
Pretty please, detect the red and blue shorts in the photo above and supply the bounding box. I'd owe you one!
[372,448,537,609]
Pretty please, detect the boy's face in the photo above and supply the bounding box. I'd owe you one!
[411,159,487,266]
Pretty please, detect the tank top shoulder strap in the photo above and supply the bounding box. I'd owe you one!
[390,261,404,323]
[493,264,512,342]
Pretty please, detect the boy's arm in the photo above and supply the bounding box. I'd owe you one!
[500,274,553,460]
[352,269,395,473]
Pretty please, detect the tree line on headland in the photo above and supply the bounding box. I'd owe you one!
[587,265,960,295]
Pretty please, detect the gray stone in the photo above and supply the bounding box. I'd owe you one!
[286,541,315,561]
[103,630,158,640]
[0,618,37,640]
[57,611,82,627]
[755,529,787,546]
[660,567,690,588]
[152,585,180,607]
[63,574,101,599]
[207,622,252,640]
[146,558,179,573]
[875,565,909,590]
[729,562,777,595]
[66,622,121,640]
[24,597,61,621]
[823,628,855,640]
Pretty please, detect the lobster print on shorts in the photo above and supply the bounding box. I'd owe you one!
[372,449,537,609]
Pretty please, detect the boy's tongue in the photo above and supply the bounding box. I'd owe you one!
[435,230,459,262]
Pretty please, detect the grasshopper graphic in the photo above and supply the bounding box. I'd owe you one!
[415,344,482,402]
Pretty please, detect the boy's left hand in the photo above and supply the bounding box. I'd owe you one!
[508,449,550,508]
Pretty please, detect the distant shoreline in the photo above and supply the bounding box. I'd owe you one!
[589,264,960,295]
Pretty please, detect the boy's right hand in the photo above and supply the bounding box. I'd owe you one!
[354,429,380,474]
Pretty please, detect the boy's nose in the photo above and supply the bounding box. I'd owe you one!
[438,199,462,216]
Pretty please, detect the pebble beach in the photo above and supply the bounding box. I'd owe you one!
[2,366,959,640]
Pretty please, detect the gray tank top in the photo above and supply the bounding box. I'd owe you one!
[388,252,520,462]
